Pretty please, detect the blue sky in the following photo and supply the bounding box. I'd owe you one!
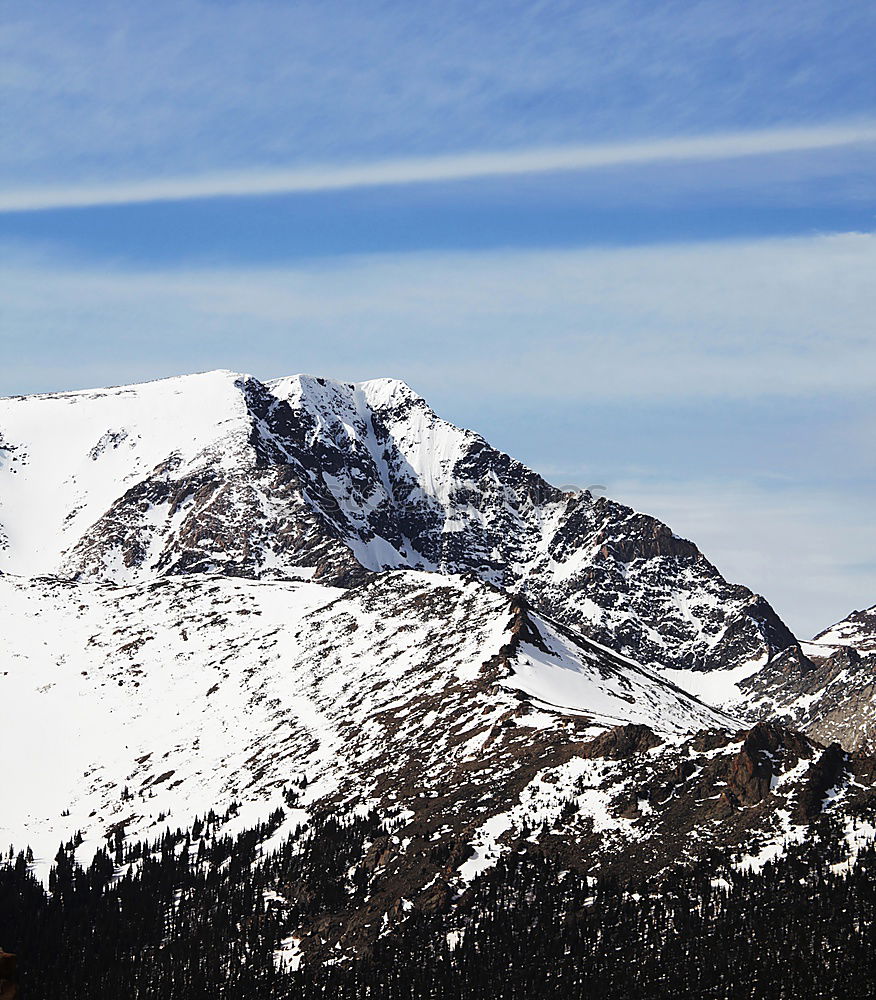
[1,0,875,634]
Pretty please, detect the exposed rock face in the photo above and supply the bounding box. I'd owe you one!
[581,723,664,760]
[794,743,848,822]
[721,722,812,810]
[732,607,876,752]
[0,370,797,673]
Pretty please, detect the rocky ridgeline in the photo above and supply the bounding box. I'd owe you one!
[1,371,800,673]
[736,604,876,752]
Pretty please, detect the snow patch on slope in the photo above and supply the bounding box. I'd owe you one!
[0,370,254,575]
[508,614,736,733]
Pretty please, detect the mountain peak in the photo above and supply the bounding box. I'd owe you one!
[358,375,427,407]
[267,372,430,418]
[812,602,876,652]
[0,370,798,674]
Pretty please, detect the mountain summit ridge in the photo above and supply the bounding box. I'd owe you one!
[0,368,796,673]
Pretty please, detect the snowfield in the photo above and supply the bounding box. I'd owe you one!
[0,566,733,876]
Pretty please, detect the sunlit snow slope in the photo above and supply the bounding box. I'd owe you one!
[0,570,730,873]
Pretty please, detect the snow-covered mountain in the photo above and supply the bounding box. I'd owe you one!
[723,605,876,753]
[813,604,876,653]
[2,369,874,963]
[0,568,733,874]
[0,370,796,672]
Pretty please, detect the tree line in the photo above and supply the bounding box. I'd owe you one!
[1,799,874,998]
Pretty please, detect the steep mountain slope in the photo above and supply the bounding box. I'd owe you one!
[0,370,797,672]
[0,568,731,875]
[729,607,876,752]
[4,565,872,963]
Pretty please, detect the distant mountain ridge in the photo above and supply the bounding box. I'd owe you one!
[728,603,876,753]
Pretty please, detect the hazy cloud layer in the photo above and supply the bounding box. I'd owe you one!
[3,0,875,186]
[3,232,873,402]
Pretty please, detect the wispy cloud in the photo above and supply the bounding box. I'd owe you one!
[5,0,875,190]
[2,123,875,213]
[2,231,874,405]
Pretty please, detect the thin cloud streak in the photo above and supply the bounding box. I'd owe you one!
[2,231,874,403]
[2,123,876,213]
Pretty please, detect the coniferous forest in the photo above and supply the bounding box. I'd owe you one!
[1,801,875,1000]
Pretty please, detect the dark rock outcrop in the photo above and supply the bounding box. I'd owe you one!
[712,722,814,815]
[582,724,664,760]
[794,743,848,822]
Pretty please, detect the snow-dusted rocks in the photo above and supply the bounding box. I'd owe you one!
[727,607,876,753]
[5,561,869,961]
[813,604,876,654]
[0,568,731,872]
[0,370,797,672]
